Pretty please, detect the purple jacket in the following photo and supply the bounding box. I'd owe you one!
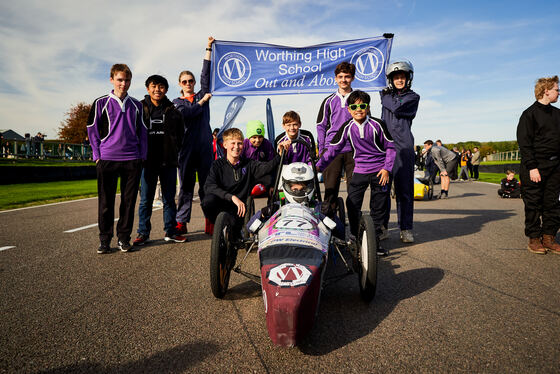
[241,138,275,161]
[317,116,396,174]
[87,92,147,161]
[316,91,353,154]
[380,89,420,150]
[274,131,314,164]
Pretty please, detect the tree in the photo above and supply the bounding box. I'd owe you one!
[58,102,91,143]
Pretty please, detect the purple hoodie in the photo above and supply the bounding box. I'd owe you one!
[317,116,396,174]
[241,138,275,161]
[316,91,353,154]
[87,92,147,161]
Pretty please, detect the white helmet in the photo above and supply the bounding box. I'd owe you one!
[386,60,414,90]
[281,162,315,204]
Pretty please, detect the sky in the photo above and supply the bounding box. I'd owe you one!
[1,0,559,144]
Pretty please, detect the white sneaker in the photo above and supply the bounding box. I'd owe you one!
[153,200,163,208]
[400,230,414,243]
[379,226,389,240]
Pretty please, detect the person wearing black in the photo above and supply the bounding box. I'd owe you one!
[133,75,186,246]
[516,75,560,255]
[497,170,521,198]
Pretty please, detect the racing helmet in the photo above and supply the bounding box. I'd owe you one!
[281,162,315,204]
[386,60,414,90]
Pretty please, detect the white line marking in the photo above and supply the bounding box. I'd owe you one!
[63,207,163,233]
[0,197,99,214]
[0,246,16,252]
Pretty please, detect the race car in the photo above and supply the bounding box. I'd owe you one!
[209,139,379,347]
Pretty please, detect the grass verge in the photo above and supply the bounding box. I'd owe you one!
[0,179,103,210]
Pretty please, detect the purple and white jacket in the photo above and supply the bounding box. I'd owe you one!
[316,91,353,154]
[317,116,396,175]
[87,91,147,161]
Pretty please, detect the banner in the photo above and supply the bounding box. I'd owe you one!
[210,35,393,96]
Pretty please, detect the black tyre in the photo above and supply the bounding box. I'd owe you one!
[242,196,255,240]
[210,212,237,299]
[427,178,434,200]
[357,215,378,302]
[337,197,346,227]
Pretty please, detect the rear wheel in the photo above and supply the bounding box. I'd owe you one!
[357,215,378,302]
[210,212,237,299]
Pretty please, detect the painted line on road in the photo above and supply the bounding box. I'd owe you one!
[63,207,162,233]
[0,246,16,252]
[0,196,99,214]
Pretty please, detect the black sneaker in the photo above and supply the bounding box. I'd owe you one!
[97,243,111,254]
[118,240,133,252]
[164,233,187,243]
[133,234,149,246]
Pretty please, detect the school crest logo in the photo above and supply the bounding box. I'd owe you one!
[217,52,251,87]
[350,47,385,82]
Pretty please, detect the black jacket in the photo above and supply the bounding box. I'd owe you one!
[204,155,280,202]
[516,101,560,170]
[141,95,184,168]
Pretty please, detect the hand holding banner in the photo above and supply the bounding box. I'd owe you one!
[210,35,393,96]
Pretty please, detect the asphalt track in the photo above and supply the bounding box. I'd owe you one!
[0,181,559,373]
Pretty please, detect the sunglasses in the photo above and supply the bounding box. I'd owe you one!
[181,79,195,85]
[348,103,369,111]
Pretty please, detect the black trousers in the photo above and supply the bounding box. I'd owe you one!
[96,159,142,244]
[323,151,355,209]
[519,162,560,238]
[346,172,391,237]
[201,193,243,227]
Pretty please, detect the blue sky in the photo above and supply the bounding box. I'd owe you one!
[0,0,558,143]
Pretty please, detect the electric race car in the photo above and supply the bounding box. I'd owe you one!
[209,139,379,347]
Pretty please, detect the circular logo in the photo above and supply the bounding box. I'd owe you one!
[350,47,385,82]
[217,52,251,87]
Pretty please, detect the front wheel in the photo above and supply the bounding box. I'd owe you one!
[357,215,378,302]
[210,212,237,299]
[427,178,434,200]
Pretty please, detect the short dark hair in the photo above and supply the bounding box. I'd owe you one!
[334,62,356,77]
[347,90,370,105]
[424,140,434,146]
[145,74,169,90]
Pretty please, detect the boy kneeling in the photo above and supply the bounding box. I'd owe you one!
[202,128,287,236]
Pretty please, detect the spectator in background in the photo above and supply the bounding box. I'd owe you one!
[498,170,521,198]
[459,149,470,181]
[25,133,32,158]
[212,128,221,160]
[174,36,214,236]
[436,139,443,147]
[34,132,44,157]
[471,147,481,180]
[466,149,473,178]
[423,140,459,199]
[516,75,560,255]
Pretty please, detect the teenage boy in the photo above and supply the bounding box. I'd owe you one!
[87,64,147,254]
[380,60,420,243]
[516,75,560,255]
[275,111,316,164]
[423,140,458,199]
[133,75,186,246]
[317,90,396,255]
[316,62,356,210]
[498,170,521,198]
[202,128,288,232]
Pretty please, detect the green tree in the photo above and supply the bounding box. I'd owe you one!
[58,102,91,143]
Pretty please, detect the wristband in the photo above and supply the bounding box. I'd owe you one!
[206,48,212,51]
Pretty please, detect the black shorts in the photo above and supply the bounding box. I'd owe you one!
[444,156,459,179]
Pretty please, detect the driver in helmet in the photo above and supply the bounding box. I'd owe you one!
[252,162,345,239]
[380,60,420,244]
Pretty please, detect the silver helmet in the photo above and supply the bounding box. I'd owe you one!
[281,162,315,205]
[386,60,414,90]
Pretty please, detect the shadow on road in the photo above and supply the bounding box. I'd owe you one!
[36,341,218,374]
[300,261,444,355]
[405,209,516,244]
[225,279,262,300]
